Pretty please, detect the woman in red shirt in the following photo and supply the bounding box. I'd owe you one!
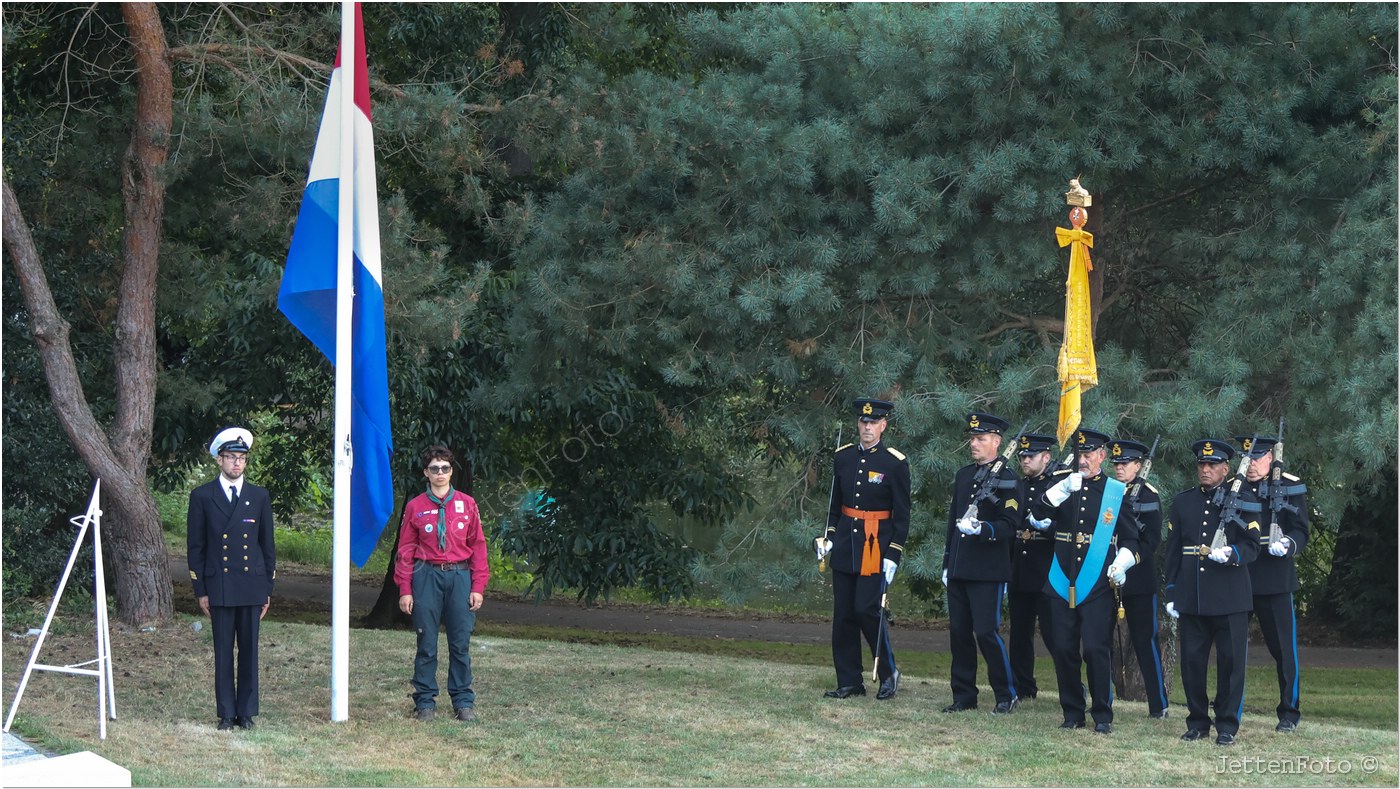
[395,444,490,722]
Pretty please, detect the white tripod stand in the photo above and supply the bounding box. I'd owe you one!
[5,480,117,739]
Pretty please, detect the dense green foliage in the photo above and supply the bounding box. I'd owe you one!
[3,4,1395,630]
[496,3,1398,621]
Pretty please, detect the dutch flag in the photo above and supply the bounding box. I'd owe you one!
[278,2,393,568]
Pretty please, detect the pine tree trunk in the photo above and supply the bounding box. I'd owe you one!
[102,473,174,624]
[0,2,174,626]
[363,513,411,629]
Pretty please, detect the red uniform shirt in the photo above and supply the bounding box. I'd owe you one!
[394,489,490,596]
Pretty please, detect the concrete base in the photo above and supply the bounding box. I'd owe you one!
[4,750,131,787]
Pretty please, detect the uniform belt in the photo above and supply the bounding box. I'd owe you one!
[427,560,466,571]
[841,506,891,576]
[1182,545,1211,557]
[841,506,892,520]
[1054,532,1094,545]
[1017,529,1050,542]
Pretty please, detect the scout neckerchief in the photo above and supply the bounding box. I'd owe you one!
[1048,476,1126,608]
[426,485,455,552]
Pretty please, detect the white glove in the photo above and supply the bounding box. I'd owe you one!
[956,518,982,535]
[1165,601,1179,620]
[813,537,832,560]
[1106,547,1137,586]
[942,569,948,587]
[882,559,896,585]
[1269,536,1291,557]
[1208,546,1232,564]
[1045,473,1084,507]
[1027,514,1052,531]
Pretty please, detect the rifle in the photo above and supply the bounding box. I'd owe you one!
[818,426,842,573]
[1268,418,1299,548]
[1209,434,1258,552]
[962,420,1030,523]
[1126,435,1161,529]
[1054,450,1075,473]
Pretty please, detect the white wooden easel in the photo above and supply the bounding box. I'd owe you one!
[4,479,118,739]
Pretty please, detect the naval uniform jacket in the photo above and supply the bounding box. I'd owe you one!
[824,441,911,575]
[1120,477,1163,598]
[1163,484,1262,616]
[1245,475,1309,595]
[187,478,276,607]
[943,461,1019,582]
[1030,470,1142,607]
[1010,471,1056,594]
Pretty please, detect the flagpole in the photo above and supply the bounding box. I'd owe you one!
[331,0,355,723]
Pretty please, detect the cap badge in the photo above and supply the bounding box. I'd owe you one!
[1077,431,1086,445]
[1020,435,1030,449]
[1242,438,1253,451]
[862,403,873,415]
[1203,442,1214,456]
[1112,443,1122,457]
[969,415,980,429]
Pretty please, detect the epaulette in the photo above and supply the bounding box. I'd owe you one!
[886,447,907,461]
[835,443,855,453]
[1144,481,1158,494]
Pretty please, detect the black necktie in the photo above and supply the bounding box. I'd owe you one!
[228,485,236,503]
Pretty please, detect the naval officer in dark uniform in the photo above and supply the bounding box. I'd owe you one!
[1164,439,1262,746]
[1107,438,1169,719]
[1008,432,1058,701]
[1236,435,1308,733]
[187,427,276,730]
[940,413,1020,714]
[1030,428,1141,734]
[814,398,910,700]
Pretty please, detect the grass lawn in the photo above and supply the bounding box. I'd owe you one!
[4,615,1396,787]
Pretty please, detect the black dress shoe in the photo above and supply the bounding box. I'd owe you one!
[992,698,1019,715]
[823,685,866,699]
[1275,720,1297,733]
[1215,732,1236,746]
[1149,710,1169,719]
[876,671,900,700]
[1093,722,1112,735]
[217,718,236,731]
[237,716,255,729]
[1059,719,1085,729]
[1180,729,1209,742]
[941,701,977,713]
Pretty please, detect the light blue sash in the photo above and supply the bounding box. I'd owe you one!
[1048,478,1126,607]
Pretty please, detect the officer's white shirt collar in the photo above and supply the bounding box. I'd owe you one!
[220,474,243,499]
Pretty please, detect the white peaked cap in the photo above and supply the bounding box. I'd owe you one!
[209,427,254,458]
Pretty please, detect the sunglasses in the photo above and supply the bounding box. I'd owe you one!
[426,464,452,474]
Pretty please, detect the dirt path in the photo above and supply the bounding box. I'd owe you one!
[168,556,1396,670]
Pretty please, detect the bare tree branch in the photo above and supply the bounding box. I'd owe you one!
[167,42,503,113]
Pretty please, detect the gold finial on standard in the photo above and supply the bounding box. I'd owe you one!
[1065,177,1092,207]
